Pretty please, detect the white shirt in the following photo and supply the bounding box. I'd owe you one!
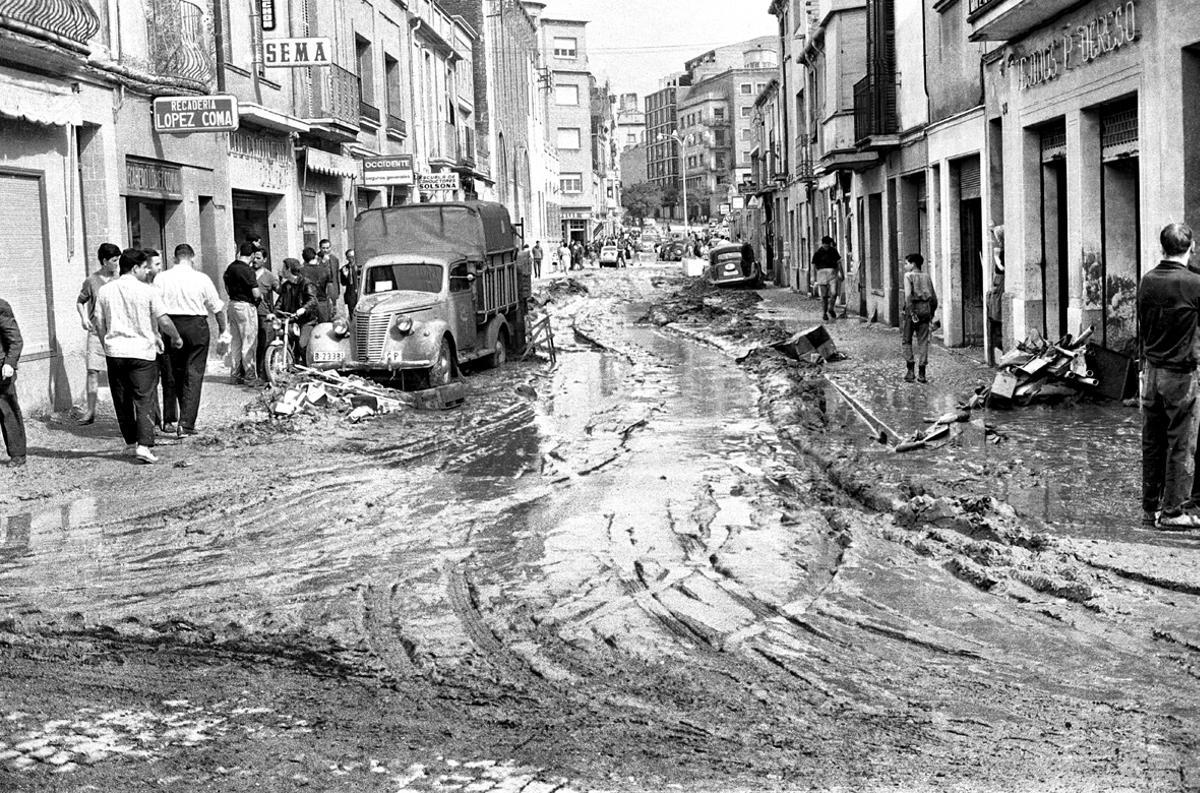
[154,260,224,317]
[93,274,166,362]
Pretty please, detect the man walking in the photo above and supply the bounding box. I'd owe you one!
[76,243,122,424]
[93,249,184,464]
[1139,222,1200,529]
[155,244,226,436]
[223,243,262,385]
[901,253,938,383]
[812,236,843,322]
[532,241,544,279]
[0,297,26,468]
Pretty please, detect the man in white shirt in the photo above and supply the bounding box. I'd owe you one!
[155,243,227,437]
[93,249,184,464]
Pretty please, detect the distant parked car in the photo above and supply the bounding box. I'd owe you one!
[599,245,621,268]
[659,240,688,262]
[704,242,762,288]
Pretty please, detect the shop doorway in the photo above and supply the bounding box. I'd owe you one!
[958,157,984,346]
[867,193,883,320]
[126,197,172,253]
[1100,100,1140,354]
[232,191,272,258]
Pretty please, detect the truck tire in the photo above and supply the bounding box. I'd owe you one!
[429,336,455,387]
[490,329,508,369]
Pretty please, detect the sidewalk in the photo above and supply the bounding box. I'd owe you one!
[754,288,1141,540]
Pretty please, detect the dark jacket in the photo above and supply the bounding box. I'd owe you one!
[1138,260,1200,371]
[0,298,22,370]
[277,277,320,325]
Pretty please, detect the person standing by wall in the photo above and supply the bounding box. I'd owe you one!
[75,243,121,425]
[155,244,227,437]
[811,236,843,322]
[532,241,544,279]
[901,253,938,383]
[0,297,26,468]
[93,249,184,464]
[223,243,262,385]
[1139,222,1200,529]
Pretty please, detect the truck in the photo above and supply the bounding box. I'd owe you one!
[307,201,528,388]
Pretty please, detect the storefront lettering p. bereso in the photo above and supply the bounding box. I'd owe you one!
[1013,1,1140,91]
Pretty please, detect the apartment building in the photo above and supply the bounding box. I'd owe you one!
[543,16,601,243]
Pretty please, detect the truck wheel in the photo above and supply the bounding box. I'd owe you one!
[429,337,455,387]
[491,331,508,369]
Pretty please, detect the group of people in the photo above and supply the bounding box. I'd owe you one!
[809,236,937,384]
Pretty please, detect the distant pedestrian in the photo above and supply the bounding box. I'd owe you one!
[301,246,335,323]
[341,249,359,316]
[156,244,227,436]
[76,243,121,425]
[223,243,262,385]
[571,241,583,271]
[812,236,843,322]
[93,249,184,464]
[901,253,937,383]
[532,242,544,279]
[737,235,757,279]
[1139,222,1200,529]
[0,297,26,468]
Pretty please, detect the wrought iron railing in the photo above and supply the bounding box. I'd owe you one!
[305,63,360,129]
[359,100,381,125]
[145,0,214,86]
[853,73,897,142]
[0,0,99,49]
[967,0,1004,17]
[387,113,407,138]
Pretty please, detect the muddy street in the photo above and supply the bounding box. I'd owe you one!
[3,267,1200,792]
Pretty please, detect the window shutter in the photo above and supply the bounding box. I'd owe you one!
[0,173,51,356]
[958,158,981,201]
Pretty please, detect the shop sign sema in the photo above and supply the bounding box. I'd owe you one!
[153,95,239,133]
[1014,1,1139,92]
[263,38,333,68]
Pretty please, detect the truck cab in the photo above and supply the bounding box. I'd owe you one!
[308,201,526,386]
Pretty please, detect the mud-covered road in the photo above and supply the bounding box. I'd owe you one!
[2,267,1199,792]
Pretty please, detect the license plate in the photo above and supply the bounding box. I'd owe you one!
[312,351,344,363]
[385,350,404,363]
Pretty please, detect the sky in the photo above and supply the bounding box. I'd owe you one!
[538,0,777,99]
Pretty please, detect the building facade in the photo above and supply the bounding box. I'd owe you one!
[543,16,600,243]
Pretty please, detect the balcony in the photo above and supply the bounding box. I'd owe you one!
[387,113,407,139]
[144,0,214,88]
[302,63,360,141]
[853,74,898,148]
[0,0,98,52]
[359,99,381,127]
[457,126,476,168]
[968,0,1085,41]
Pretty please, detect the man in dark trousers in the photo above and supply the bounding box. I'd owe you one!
[1138,222,1200,529]
[811,236,843,321]
[0,297,26,468]
[301,246,335,323]
[93,249,184,464]
[155,244,227,436]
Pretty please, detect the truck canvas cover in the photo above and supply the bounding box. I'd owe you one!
[355,202,517,263]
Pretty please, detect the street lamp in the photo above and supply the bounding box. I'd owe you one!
[660,130,688,229]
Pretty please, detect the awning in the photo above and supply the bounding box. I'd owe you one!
[302,147,359,179]
[0,65,81,127]
[239,103,309,134]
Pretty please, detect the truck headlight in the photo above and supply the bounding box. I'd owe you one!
[332,319,350,338]
[393,316,413,335]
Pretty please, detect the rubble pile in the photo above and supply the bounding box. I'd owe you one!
[262,366,465,423]
[982,327,1101,408]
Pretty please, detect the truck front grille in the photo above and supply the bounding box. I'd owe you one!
[355,312,391,362]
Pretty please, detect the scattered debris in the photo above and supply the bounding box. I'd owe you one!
[771,325,847,363]
[984,327,1100,408]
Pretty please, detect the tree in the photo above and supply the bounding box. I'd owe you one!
[620,182,662,226]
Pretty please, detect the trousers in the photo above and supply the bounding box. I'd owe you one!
[1142,363,1199,513]
[0,372,26,459]
[902,314,931,365]
[166,316,211,433]
[107,357,159,447]
[227,301,258,382]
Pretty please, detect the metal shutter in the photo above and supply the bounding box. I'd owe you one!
[0,173,50,356]
[958,158,981,201]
